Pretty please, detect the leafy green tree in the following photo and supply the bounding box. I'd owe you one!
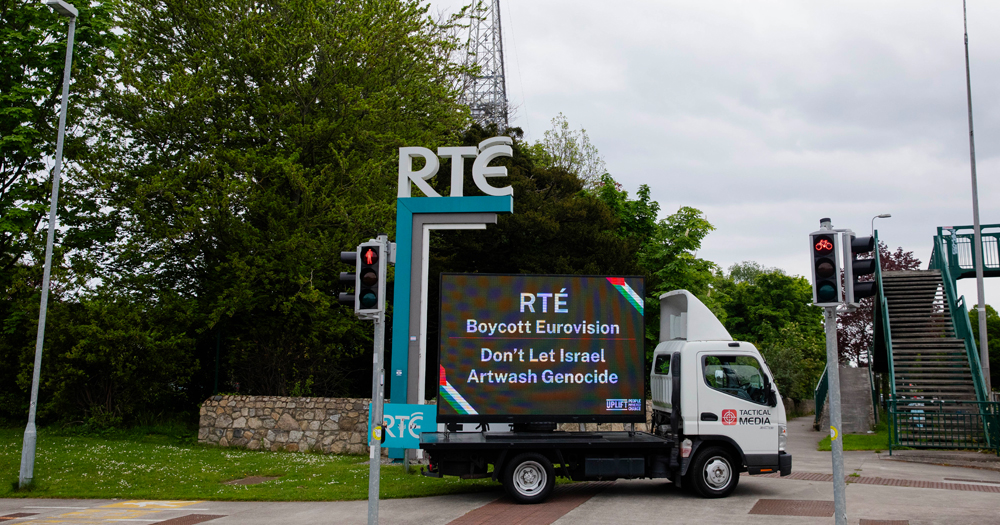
[530,113,607,189]
[0,0,116,423]
[758,322,826,400]
[83,0,471,401]
[0,0,114,280]
[35,289,198,425]
[713,262,825,398]
[969,304,1000,393]
[714,262,822,344]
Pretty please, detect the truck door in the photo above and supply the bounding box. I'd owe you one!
[696,353,777,456]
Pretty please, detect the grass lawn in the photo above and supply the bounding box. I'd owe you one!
[0,426,499,501]
[817,421,891,452]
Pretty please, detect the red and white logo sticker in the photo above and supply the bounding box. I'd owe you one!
[721,409,737,425]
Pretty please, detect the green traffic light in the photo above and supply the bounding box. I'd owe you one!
[360,291,378,308]
[817,283,837,303]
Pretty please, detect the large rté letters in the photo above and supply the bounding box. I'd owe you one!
[398,136,513,198]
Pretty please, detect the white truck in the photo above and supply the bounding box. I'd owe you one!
[420,289,791,503]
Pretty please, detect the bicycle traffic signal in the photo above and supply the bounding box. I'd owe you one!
[845,234,876,305]
[810,228,842,307]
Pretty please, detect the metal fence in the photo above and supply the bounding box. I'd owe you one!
[888,398,999,456]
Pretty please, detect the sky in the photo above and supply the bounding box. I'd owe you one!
[429,0,1000,306]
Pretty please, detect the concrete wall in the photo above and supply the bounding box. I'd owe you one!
[816,366,875,433]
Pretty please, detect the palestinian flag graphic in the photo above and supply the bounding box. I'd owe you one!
[440,365,478,415]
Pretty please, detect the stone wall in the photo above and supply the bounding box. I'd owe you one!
[199,395,370,454]
[200,396,813,455]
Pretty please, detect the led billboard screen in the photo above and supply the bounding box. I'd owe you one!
[437,274,645,423]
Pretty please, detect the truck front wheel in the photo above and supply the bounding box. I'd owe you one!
[689,446,739,498]
[503,453,555,504]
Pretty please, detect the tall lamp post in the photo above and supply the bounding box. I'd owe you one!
[961,0,990,395]
[19,0,78,489]
[871,213,891,238]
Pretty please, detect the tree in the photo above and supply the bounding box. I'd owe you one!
[0,0,116,423]
[0,0,115,279]
[968,304,1000,393]
[82,0,472,402]
[712,263,825,399]
[713,262,822,345]
[530,113,607,189]
[758,322,826,401]
[837,242,921,364]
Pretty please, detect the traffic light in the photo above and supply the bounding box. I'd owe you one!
[356,242,386,315]
[338,251,358,309]
[845,234,876,305]
[810,229,842,307]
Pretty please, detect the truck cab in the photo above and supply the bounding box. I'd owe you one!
[650,290,791,496]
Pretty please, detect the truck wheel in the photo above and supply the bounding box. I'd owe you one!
[690,446,739,498]
[503,453,555,504]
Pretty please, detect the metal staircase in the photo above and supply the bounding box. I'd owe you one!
[883,271,977,402]
[873,230,999,454]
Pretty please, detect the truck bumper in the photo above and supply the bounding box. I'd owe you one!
[779,451,792,476]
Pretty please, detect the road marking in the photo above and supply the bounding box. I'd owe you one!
[101,503,199,510]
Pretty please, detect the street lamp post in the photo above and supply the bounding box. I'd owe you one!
[871,213,891,238]
[19,0,78,489]
[961,0,990,396]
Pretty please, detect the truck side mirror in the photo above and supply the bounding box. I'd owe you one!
[763,375,777,407]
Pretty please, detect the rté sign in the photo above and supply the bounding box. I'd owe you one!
[398,136,513,198]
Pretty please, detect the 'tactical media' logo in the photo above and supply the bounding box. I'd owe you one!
[722,409,738,425]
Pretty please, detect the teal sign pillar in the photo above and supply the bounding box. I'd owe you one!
[388,196,514,403]
[389,196,513,458]
[388,137,515,459]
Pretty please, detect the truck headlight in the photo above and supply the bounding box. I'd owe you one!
[778,424,787,452]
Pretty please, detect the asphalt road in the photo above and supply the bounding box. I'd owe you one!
[3,417,1000,524]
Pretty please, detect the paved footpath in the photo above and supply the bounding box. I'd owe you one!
[4,417,1000,525]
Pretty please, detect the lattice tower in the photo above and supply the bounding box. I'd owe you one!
[462,0,509,130]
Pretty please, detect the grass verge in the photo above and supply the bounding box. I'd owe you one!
[817,421,890,452]
[0,426,499,501]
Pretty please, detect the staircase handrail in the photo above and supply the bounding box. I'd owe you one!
[931,231,989,405]
[867,344,879,425]
[874,231,896,400]
[814,364,828,426]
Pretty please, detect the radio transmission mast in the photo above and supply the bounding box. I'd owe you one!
[463,0,509,130]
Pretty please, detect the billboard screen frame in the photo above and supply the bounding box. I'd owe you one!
[435,273,646,425]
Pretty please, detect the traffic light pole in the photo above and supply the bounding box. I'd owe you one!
[362,233,389,525]
[824,306,847,525]
[367,309,386,525]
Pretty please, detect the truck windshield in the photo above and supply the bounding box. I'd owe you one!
[703,355,768,405]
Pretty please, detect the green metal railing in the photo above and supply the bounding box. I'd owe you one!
[814,365,828,427]
[929,224,1000,281]
[867,345,879,426]
[888,399,999,456]
[929,232,990,405]
[882,230,996,452]
[874,231,896,402]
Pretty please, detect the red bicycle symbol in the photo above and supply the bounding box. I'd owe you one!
[815,239,834,253]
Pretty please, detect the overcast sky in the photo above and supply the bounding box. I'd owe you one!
[430,0,1000,304]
